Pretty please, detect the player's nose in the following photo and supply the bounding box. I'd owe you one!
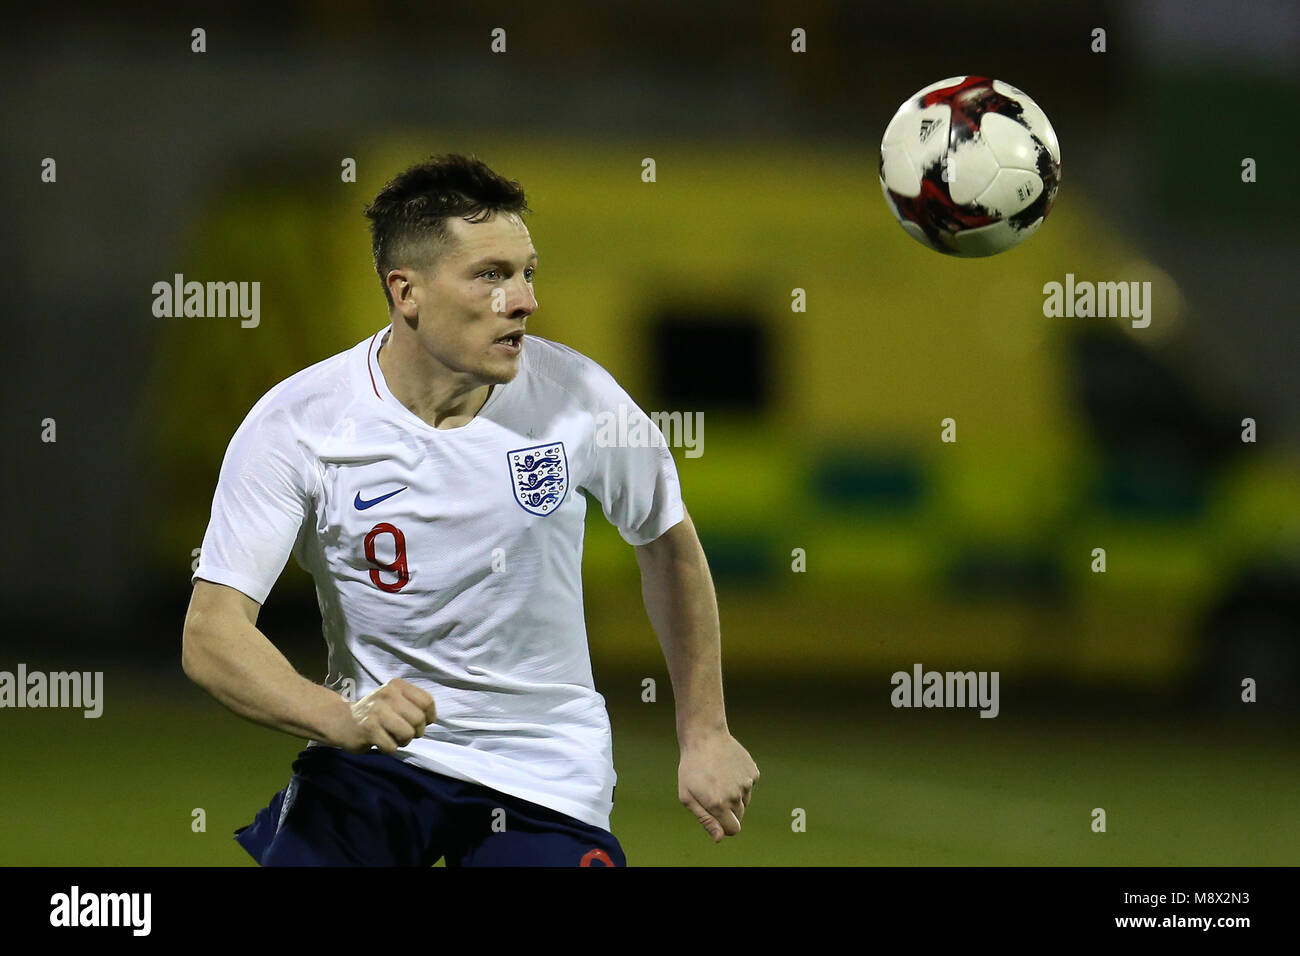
[510,276,538,318]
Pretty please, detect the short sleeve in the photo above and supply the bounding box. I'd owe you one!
[192,399,317,605]
[579,375,686,547]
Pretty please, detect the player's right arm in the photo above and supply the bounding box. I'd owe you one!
[181,580,436,753]
[184,390,435,754]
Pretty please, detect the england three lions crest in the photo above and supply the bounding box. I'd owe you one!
[507,441,569,516]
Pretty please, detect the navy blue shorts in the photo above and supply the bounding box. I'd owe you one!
[235,746,625,867]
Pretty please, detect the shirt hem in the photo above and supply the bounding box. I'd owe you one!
[394,750,613,832]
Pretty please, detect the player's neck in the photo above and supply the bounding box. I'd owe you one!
[377,329,493,430]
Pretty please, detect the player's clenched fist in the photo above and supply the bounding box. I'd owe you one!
[338,678,438,755]
[678,732,759,844]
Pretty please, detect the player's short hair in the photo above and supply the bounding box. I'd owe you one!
[363,153,530,310]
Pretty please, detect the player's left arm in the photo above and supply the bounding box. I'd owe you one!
[635,507,759,843]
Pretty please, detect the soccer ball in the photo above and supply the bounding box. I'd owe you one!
[878,76,1061,257]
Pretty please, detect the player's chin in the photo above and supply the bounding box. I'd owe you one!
[482,345,523,382]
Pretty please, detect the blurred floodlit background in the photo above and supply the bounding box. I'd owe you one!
[2,0,1298,865]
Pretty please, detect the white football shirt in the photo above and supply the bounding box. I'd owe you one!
[193,327,685,831]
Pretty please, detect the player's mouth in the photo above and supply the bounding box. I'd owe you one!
[493,330,525,354]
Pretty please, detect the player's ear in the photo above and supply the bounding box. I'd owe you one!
[387,268,419,320]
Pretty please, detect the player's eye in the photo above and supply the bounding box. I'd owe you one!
[479,269,500,281]
[525,268,536,281]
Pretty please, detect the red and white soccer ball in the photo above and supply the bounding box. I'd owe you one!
[879,76,1061,257]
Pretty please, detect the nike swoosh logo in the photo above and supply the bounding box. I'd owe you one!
[354,486,408,510]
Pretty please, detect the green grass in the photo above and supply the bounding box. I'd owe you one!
[2,671,1296,866]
